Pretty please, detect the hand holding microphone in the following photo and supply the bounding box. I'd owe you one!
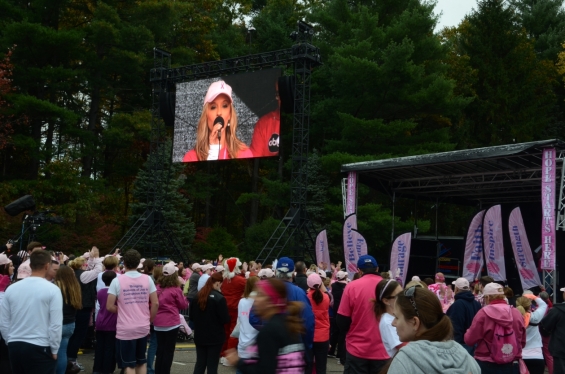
[214,116,225,142]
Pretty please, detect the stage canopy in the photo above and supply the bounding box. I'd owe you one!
[341,139,565,206]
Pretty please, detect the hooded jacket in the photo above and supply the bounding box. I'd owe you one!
[388,340,481,374]
[446,290,481,344]
[540,303,565,358]
[464,299,526,363]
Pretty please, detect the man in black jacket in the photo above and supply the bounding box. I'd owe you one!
[541,286,565,374]
[446,277,481,355]
[294,261,308,292]
[328,270,347,364]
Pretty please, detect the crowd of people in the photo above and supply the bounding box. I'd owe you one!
[0,241,564,374]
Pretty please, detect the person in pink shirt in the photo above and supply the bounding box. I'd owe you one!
[107,249,159,374]
[154,262,188,374]
[307,273,330,374]
[183,81,253,162]
[249,80,280,158]
[337,255,388,373]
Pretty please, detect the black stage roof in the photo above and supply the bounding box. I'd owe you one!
[341,139,565,205]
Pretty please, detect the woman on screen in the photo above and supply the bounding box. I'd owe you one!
[183,80,253,162]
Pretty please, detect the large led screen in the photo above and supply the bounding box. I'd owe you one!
[172,68,282,162]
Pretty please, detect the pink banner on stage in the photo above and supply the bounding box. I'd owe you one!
[343,213,358,279]
[541,148,556,270]
[390,232,412,286]
[483,205,506,282]
[462,210,485,282]
[509,207,542,290]
[346,172,357,215]
[352,229,368,258]
[315,230,331,269]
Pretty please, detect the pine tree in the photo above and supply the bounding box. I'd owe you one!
[452,0,557,147]
[130,141,195,259]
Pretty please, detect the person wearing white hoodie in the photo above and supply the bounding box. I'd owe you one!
[382,286,480,374]
[515,292,548,374]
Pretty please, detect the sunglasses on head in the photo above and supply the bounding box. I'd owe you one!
[404,286,420,317]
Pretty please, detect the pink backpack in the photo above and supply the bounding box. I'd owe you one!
[489,307,519,364]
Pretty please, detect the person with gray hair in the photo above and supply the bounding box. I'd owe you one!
[294,261,308,292]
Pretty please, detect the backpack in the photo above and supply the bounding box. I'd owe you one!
[489,307,520,364]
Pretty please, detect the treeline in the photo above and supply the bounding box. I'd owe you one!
[0,0,564,264]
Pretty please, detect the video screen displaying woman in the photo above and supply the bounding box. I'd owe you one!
[172,69,281,163]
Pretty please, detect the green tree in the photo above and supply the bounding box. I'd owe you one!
[451,0,557,147]
[130,141,195,258]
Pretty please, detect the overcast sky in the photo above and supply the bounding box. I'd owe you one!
[433,0,478,30]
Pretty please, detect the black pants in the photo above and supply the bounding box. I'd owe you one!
[555,356,565,374]
[93,330,116,373]
[329,319,345,363]
[523,358,546,374]
[312,341,330,374]
[0,336,12,374]
[344,350,388,374]
[8,341,57,374]
[155,327,179,374]
[67,307,92,360]
[193,343,223,374]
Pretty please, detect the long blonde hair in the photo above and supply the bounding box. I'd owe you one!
[55,265,82,310]
[194,102,247,161]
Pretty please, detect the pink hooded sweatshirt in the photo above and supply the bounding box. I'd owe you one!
[464,299,526,363]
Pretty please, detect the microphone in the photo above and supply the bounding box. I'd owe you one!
[214,117,224,141]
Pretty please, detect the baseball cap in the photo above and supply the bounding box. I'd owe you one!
[317,269,327,279]
[137,258,145,269]
[560,287,565,292]
[453,277,470,290]
[277,257,295,273]
[201,263,214,271]
[17,263,31,279]
[258,268,275,279]
[336,271,348,281]
[357,255,378,270]
[204,81,232,104]
[191,263,201,271]
[0,253,11,266]
[307,273,323,289]
[163,262,178,276]
[215,265,225,272]
[483,282,504,296]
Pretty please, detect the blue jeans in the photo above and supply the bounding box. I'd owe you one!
[56,323,75,374]
[146,328,157,374]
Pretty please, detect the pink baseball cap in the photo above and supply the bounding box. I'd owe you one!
[483,282,504,296]
[0,253,11,266]
[201,264,214,271]
[163,262,179,276]
[307,273,323,289]
[17,263,32,279]
[453,277,470,290]
[204,81,232,104]
[336,271,348,281]
[191,263,201,271]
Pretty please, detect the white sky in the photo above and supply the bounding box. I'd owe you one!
[433,0,478,31]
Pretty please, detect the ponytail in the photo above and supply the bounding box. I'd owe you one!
[312,286,323,305]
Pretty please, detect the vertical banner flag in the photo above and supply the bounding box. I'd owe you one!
[315,230,331,268]
[390,232,412,286]
[343,213,358,279]
[483,205,506,282]
[541,148,556,270]
[509,207,543,290]
[351,229,368,258]
[346,172,357,215]
[462,210,485,282]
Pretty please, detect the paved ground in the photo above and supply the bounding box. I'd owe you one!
[78,342,346,373]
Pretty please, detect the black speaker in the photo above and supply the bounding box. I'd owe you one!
[159,87,176,127]
[4,195,35,216]
[278,76,295,114]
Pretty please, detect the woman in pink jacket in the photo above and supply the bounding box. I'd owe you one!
[307,273,330,374]
[464,283,526,374]
[154,262,189,374]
